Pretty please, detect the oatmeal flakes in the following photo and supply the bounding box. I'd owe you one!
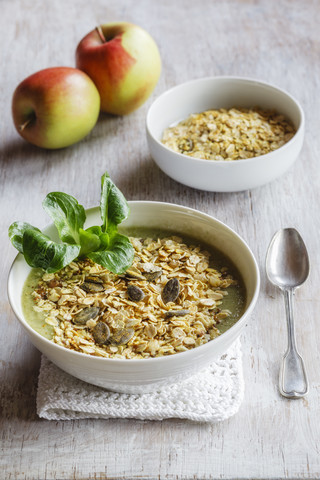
[162,107,296,161]
[29,236,241,359]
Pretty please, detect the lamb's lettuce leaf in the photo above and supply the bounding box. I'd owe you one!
[78,228,101,257]
[22,229,80,273]
[83,226,110,250]
[8,171,134,274]
[42,192,86,245]
[100,172,130,233]
[8,222,41,253]
[88,233,134,274]
[92,172,134,272]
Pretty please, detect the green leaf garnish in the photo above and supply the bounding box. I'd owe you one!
[100,172,130,233]
[8,222,41,253]
[88,233,134,274]
[42,192,86,245]
[8,171,134,274]
[78,228,101,257]
[23,229,80,273]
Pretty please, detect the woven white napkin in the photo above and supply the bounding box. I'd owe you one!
[37,339,244,422]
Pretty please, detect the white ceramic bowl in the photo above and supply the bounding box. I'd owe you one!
[8,201,260,393]
[146,76,304,192]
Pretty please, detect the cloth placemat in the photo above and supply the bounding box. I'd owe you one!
[36,339,244,422]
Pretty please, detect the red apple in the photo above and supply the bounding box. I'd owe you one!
[12,67,101,149]
[75,22,161,115]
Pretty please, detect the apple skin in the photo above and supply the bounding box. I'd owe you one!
[12,67,101,149]
[75,22,161,115]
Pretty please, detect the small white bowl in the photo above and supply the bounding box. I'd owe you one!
[8,201,260,393]
[146,76,305,192]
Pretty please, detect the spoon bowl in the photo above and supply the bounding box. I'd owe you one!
[266,228,309,290]
[266,228,309,399]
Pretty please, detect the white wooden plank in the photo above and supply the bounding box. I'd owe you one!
[1,0,319,478]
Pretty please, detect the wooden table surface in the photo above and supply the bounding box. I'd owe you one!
[1,0,319,478]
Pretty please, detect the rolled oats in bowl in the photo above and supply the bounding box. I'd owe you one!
[9,200,260,391]
[22,234,245,359]
[162,107,296,161]
[147,76,304,191]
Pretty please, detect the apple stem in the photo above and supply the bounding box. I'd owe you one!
[19,118,33,132]
[96,25,106,43]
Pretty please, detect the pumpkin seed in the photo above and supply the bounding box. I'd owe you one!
[161,278,180,304]
[81,282,104,293]
[143,269,162,282]
[165,309,190,318]
[124,266,145,280]
[127,284,145,302]
[92,321,110,345]
[178,137,193,152]
[73,306,100,325]
[85,275,104,284]
[109,327,134,346]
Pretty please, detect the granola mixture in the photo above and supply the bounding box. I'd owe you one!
[28,236,241,359]
[162,107,296,161]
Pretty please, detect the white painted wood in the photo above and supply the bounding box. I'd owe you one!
[1,0,319,478]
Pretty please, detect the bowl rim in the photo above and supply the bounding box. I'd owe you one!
[146,75,305,165]
[7,200,260,365]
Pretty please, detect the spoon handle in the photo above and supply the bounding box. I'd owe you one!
[279,288,308,398]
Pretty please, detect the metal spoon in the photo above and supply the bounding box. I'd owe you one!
[266,228,309,399]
